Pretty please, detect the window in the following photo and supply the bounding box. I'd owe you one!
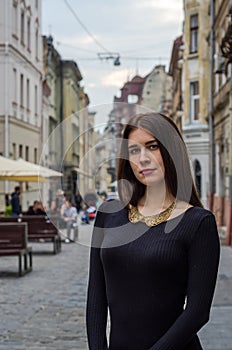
[35,85,38,115]
[128,94,139,103]
[20,11,25,45]
[12,143,16,160]
[194,159,202,198]
[27,17,31,50]
[20,74,24,107]
[13,1,18,36]
[25,146,29,161]
[34,148,37,163]
[13,68,17,103]
[35,28,38,58]
[190,14,198,53]
[190,81,199,121]
[26,79,30,110]
[19,144,23,158]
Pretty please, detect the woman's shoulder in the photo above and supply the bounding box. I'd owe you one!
[95,200,127,229]
[189,205,215,219]
[171,201,216,224]
[96,199,126,218]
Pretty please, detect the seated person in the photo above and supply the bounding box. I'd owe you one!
[60,198,78,243]
[36,201,46,215]
[27,200,40,215]
[27,200,46,215]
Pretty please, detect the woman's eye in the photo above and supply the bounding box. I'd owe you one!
[149,144,159,150]
[129,148,140,155]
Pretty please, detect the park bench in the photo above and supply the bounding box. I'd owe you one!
[22,216,61,254]
[0,216,61,254]
[0,222,32,276]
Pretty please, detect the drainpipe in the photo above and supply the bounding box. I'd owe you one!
[4,0,9,195]
[209,0,215,210]
[226,1,232,245]
[59,59,64,189]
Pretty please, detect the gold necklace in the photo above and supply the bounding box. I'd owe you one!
[128,201,176,227]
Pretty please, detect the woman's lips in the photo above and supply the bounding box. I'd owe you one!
[140,169,156,175]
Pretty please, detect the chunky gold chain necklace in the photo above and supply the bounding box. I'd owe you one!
[128,201,176,227]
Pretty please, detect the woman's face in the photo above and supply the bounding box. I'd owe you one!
[128,128,165,187]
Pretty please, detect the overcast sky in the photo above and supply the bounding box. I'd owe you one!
[42,0,184,126]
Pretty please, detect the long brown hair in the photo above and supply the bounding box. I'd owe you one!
[117,113,203,208]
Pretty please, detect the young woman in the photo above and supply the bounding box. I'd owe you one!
[86,112,220,350]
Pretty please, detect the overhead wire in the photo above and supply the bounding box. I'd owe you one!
[63,0,112,54]
[53,42,169,63]
[61,1,170,66]
[56,41,97,54]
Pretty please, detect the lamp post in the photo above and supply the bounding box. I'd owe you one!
[107,111,116,187]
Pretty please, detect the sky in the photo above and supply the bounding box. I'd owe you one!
[42,0,184,126]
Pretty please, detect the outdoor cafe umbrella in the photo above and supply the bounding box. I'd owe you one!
[0,156,63,182]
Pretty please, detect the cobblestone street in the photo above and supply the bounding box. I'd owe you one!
[0,223,231,349]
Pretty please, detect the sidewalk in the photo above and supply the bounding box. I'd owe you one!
[199,246,232,350]
[0,224,231,349]
[0,224,91,350]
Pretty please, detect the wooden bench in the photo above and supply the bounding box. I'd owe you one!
[0,216,61,254]
[0,222,32,276]
[22,216,61,254]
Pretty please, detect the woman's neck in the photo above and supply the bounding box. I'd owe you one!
[138,185,175,216]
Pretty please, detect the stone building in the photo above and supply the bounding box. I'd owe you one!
[113,65,172,139]
[181,0,211,207]
[43,35,94,202]
[0,0,44,210]
[211,0,232,243]
[141,65,172,116]
[169,35,184,131]
[169,0,232,242]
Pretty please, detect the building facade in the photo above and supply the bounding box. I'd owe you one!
[182,0,211,207]
[43,35,94,203]
[169,35,184,131]
[141,65,172,116]
[212,0,232,242]
[0,0,43,210]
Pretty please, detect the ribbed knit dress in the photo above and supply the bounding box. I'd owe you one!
[86,200,220,350]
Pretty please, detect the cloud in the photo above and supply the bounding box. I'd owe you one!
[135,0,182,11]
[56,35,97,47]
[88,83,96,88]
[42,0,184,112]
[134,0,184,25]
[101,69,130,87]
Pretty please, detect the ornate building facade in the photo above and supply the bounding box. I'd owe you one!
[182,0,211,207]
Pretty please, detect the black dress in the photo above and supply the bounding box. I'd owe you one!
[86,201,220,350]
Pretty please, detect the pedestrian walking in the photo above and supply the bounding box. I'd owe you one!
[86,112,220,350]
[74,191,83,213]
[60,198,78,243]
[11,186,21,216]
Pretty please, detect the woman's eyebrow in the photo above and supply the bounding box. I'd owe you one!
[128,144,138,149]
[145,139,157,145]
[128,139,157,148]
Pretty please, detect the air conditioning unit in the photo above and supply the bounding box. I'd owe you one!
[214,54,226,74]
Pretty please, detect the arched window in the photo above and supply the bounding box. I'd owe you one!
[194,159,201,198]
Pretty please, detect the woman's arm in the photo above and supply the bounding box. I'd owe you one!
[149,213,220,350]
[86,209,109,350]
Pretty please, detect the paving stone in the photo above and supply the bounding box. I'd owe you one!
[0,224,231,349]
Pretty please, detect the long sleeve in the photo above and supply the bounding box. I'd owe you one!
[148,213,220,350]
[86,209,108,350]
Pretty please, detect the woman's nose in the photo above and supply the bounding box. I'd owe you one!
[139,148,151,163]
